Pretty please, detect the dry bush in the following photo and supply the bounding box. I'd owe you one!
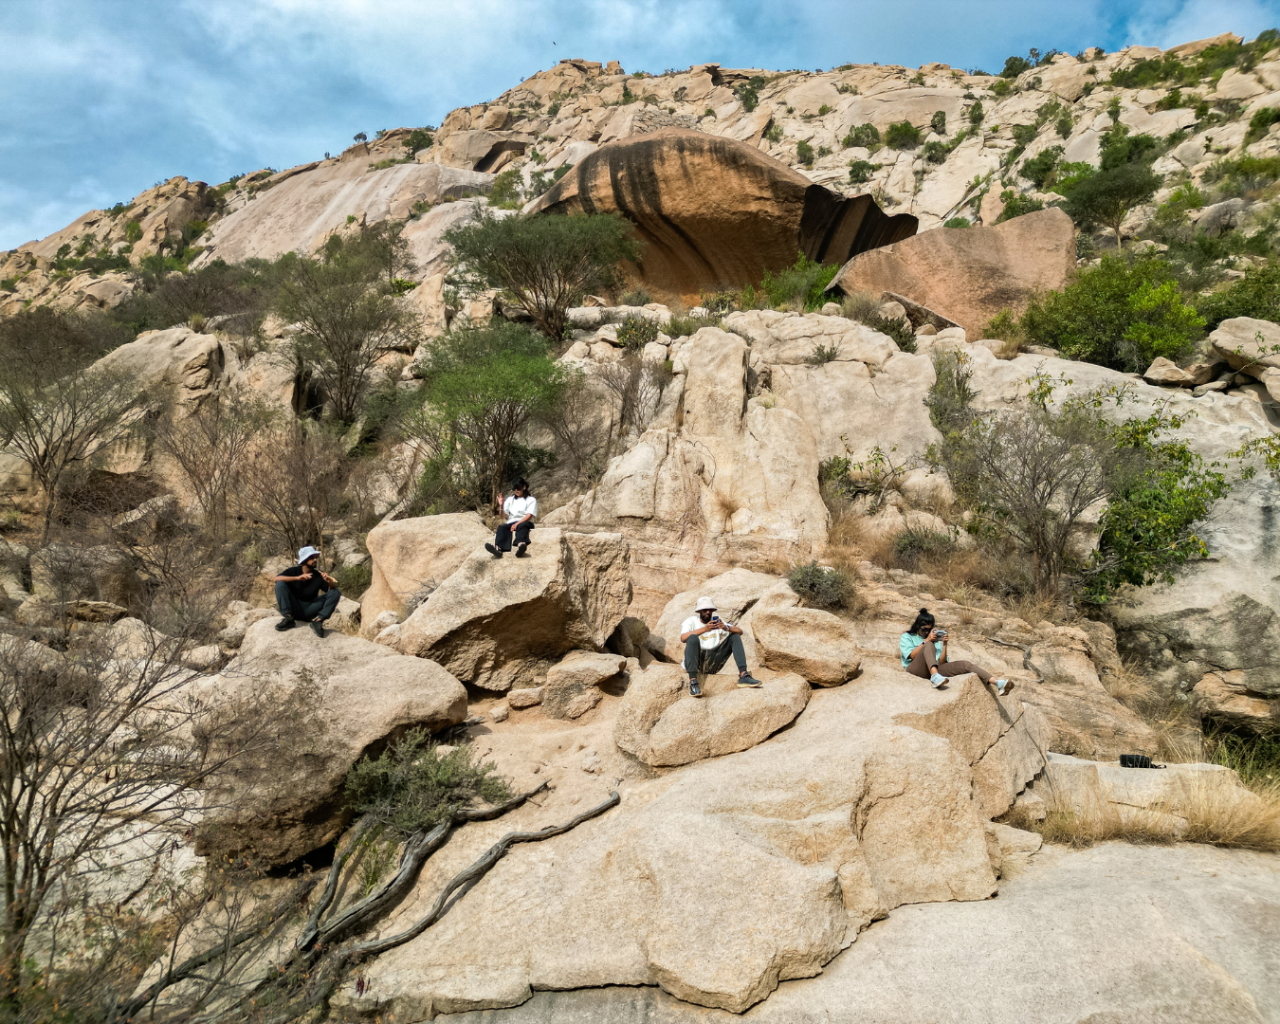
[840,290,881,322]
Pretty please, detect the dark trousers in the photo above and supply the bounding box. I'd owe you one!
[275,580,341,622]
[905,642,992,684]
[684,633,748,677]
[495,519,533,552]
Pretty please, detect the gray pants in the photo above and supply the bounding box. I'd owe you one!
[684,633,748,677]
[905,641,991,684]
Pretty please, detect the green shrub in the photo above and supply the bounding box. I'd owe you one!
[797,140,815,166]
[757,252,839,310]
[1021,145,1064,188]
[620,287,652,306]
[969,101,985,125]
[787,560,854,608]
[345,729,510,837]
[808,341,842,364]
[0,278,16,292]
[1019,254,1204,371]
[1056,113,1073,138]
[616,314,659,350]
[991,79,1014,98]
[885,121,922,149]
[765,124,784,143]
[848,159,876,184]
[926,350,977,434]
[843,123,881,149]
[666,312,721,337]
[404,128,434,153]
[736,82,760,112]
[124,220,143,243]
[1001,55,1033,78]
[866,313,916,352]
[1099,126,1160,171]
[1061,162,1161,247]
[923,140,948,164]
[895,527,957,560]
[1050,161,1097,195]
[818,104,833,116]
[1197,264,1280,329]
[931,110,947,134]
[996,190,1045,223]
[488,168,525,209]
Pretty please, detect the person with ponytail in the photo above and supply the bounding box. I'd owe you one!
[900,607,1013,695]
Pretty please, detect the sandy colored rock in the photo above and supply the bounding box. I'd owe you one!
[362,511,490,623]
[361,665,1023,1015]
[830,208,1076,339]
[528,129,916,299]
[650,568,783,669]
[395,529,632,692]
[544,651,626,719]
[1143,356,1195,386]
[1210,316,1280,377]
[749,582,863,686]
[196,618,468,865]
[507,686,544,709]
[1193,671,1278,734]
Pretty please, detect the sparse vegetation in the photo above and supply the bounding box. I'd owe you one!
[885,120,922,149]
[848,159,875,184]
[616,314,659,350]
[787,560,855,608]
[843,123,881,149]
[797,140,815,166]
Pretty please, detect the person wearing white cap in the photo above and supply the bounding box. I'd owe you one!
[679,596,762,698]
[273,545,341,637]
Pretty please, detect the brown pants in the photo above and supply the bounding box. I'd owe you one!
[905,641,992,684]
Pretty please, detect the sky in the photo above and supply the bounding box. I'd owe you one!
[2,0,1280,250]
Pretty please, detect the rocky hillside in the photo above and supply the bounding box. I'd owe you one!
[0,28,1279,1024]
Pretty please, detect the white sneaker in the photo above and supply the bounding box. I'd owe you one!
[930,673,948,688]
[994,678,1013,696]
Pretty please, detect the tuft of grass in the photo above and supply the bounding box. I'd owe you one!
[616,314,659,351]
[808,340,842,364]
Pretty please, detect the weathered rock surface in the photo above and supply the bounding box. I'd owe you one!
[614,663,811,766]
[395,529,632,692]
[351,664,1043,1017]
[362,511,490,624]
[544,651,627,719]
[196,618,468,865]
[829,208,1077,339]
[527,129,916,299]
[447,843,1280,1024]
[546,330,829,603]
[1193,670,1279,733]
[748,583,863,686]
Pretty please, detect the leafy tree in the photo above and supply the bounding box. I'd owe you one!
[930,110,947,134]
[0,308,140,540]
[1062,162,1160,250]
[1021,145,1064,188]
[1197,263,1280,329]
[412,322,568,502]
[444,211,640,341]
[885,120,922,149]
[488,168,525,209]
[404,127,434,153]
[1019,254,1204,371]
[1000,55,1033,78]
[843,123,880,149]
[276,224,421,424]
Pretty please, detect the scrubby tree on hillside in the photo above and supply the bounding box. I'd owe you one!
[444,211,640,341]
[276,223,422,425]
[0,308,140,541]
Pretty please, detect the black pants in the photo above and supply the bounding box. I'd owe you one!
[683,633,748,677]
[275,581,341,621]
[495,519,533,552]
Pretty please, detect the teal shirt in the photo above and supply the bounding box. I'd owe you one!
[900,632,943,668]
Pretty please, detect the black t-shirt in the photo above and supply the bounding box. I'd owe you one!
[280,564,328,602]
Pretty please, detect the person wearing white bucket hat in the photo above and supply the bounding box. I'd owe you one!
[679,595,762,698]
[272,545,341,637]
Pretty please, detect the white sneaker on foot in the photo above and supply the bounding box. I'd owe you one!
[930,673,948,688]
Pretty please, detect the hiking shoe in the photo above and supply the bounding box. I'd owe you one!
[737,673,763,688]
[275,616,295,631]
[310,619,325,638]
[688,678,703,698]
[515,542,529,558]
[485,543,503,559]
[930,673,948,689]
[994,678,1014,696]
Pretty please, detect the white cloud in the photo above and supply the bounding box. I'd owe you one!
[1122,0,1279,48]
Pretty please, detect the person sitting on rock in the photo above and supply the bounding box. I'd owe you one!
[900,607,1012,694]
[485,478,537,559]
[273,545,341,637]
[680,596,762,698]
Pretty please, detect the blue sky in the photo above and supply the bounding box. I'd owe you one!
[2,0,1279,250]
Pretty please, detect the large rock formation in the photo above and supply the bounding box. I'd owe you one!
[395,528,633,692]
[346,665,1047,1017]
[196,619,468,866]
[829,208,1077,338]
[546,329,830,606]
[527,129,916,299]
[361,511,491,623]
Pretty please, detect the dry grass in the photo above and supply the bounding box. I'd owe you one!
[1005,775,1280,853]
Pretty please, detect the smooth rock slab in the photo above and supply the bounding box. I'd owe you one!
[544,651,626,719]
[749,582,862,686]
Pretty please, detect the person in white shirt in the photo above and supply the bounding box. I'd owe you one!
[485,478,537,559]
[679,595,762,698]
